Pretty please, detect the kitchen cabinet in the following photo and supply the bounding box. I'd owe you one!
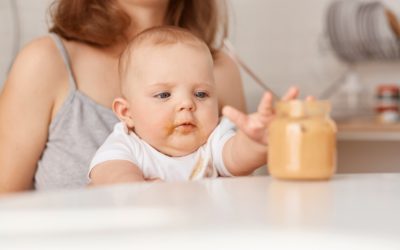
[337,119,400,173]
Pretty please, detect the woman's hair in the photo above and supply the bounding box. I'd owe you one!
[49,0,228,53]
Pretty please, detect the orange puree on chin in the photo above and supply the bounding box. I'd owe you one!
[268,100,337,180]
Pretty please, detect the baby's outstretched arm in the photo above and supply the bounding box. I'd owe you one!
[222,87,299,176]
[89,160,146,186]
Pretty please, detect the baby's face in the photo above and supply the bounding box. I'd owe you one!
[125,43,219,156]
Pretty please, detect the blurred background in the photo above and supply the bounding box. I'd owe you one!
[1,0,400,174]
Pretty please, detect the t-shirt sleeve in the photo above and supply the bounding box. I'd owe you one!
[88,123,141,180]
[209,117,236,177]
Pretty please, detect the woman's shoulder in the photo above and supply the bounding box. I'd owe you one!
[14,35,63,71]
[22,35,56,51]
[213,49,247,112]
[214,50,237,69]
[4,35,71,114]
[213,49,242,84]
[8,35,68,88]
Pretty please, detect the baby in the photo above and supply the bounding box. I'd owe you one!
[88,26,298,185]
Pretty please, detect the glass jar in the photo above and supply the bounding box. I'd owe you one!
[268,100,337,180]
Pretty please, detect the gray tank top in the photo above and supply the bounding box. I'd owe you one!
[34,34,119,190]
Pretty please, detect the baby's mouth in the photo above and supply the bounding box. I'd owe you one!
[175,122,196,133]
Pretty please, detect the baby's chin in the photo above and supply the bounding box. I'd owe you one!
[158,140,207,157]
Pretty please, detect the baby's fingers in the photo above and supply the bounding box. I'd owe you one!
[282,86,299,101]
[306,95,315,101]
[222,105,248,129]
[257,92,274,116]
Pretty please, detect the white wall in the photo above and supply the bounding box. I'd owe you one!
[229,0,400,112]
[230,0,344,110]
[0,0,52,85]
[0,0,14,84]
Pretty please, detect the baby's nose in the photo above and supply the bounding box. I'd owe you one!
[178,97,196,111]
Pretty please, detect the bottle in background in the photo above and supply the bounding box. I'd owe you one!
[375,84,399,123]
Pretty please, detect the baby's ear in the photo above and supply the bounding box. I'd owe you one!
[113,97,135,128]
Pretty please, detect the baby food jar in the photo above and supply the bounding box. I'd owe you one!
[268,100,337,180]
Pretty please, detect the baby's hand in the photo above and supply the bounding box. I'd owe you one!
[222,87,299,145]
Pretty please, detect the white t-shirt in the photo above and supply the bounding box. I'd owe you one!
[89,118,236,181]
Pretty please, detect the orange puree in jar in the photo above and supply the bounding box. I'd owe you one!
[268,100,337,180]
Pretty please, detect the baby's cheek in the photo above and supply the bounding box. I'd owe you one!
[164,122,175,135]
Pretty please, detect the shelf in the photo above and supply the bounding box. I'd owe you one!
[336,118,400,141]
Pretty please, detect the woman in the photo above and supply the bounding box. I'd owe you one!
[0,0,246,192]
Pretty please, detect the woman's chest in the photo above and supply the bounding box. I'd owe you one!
[70,48,122,108]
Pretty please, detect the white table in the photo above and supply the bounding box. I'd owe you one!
[0,174,399,250]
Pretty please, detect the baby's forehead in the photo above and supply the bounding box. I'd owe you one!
[130,41,208,58]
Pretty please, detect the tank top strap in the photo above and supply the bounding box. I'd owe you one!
[49,33,77,91]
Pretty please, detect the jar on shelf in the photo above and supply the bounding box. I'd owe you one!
[375,84,399,123]
[268,100,337,180]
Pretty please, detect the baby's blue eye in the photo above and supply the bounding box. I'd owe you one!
[155,92,171,99]
[195,91,209,99]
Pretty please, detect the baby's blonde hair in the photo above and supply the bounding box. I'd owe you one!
[119,26,212,94]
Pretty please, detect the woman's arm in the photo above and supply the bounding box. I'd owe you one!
[213,50,247,114]
[0,37,68,193]
[89,160,145,186]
